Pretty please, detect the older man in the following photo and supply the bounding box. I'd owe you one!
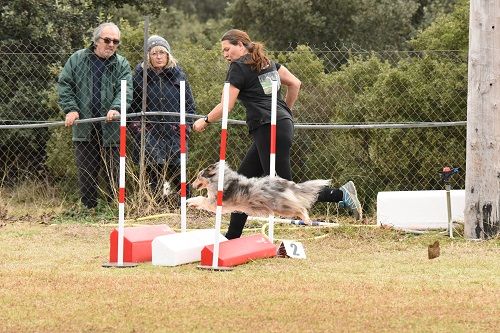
[58,22,132,209]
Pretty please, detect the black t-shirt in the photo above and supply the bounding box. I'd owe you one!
[226,56,293,131]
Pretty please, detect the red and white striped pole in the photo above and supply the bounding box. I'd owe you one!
[103,80,136,268]
[117,79,128,266]
[212,82,230,268]
[268,79,278,243]
[179,80,187,233]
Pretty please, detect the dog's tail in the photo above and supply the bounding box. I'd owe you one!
[295,179,331,207]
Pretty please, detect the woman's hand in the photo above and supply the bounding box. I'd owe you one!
[192,118,208,132]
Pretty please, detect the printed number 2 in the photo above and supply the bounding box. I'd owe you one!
[290,243,299,256]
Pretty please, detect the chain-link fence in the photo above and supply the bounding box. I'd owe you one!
[0,41,467,219]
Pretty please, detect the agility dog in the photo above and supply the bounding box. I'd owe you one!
[186,162,330,224]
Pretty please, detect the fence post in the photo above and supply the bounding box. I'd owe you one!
[465,0,500,239]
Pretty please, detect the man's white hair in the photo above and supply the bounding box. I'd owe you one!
[92,22,120,43]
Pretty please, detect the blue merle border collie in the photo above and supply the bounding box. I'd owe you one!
[186,162,330,224]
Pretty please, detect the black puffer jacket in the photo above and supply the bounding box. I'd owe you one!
[130,63,196,164]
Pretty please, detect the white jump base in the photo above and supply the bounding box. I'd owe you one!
[377,190,465,229]
[152,229,227,267]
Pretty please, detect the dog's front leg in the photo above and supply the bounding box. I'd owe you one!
[186,196,217,213]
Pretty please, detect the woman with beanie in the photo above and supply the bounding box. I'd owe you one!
[130,35,196,204]
[192,29,362,239]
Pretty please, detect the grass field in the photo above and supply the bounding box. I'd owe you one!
[0,210,499,333]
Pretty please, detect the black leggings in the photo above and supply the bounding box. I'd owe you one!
[225,119,343,239]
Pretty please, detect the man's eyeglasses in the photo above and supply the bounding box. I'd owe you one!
[99,37,120,46]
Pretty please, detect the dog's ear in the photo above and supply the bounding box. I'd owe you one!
[202,163,218,178]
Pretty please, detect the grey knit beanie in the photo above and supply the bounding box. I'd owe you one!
[147,35,171,53]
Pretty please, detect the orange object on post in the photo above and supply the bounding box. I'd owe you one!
[109,224,175,263]
[200,234,277,267]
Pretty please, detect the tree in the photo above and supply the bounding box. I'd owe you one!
[228,0,329,49]
[167,0,228,22]
[227,0,454,50]
[412,0,459,29]
[348,0,420,49]
[410,0,469,52]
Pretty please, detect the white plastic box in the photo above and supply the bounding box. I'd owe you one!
[377,190,465,229]
[152,229,227,266]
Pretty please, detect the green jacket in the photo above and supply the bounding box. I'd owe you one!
[58,46,132,146]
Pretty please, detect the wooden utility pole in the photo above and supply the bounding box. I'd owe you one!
[465,0,500,239]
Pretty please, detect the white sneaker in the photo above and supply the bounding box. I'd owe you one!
[339,181,362,220]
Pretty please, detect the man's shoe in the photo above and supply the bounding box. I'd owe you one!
[339,181,362,220]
